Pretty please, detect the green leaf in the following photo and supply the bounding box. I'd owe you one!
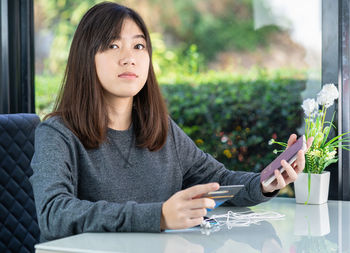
[324,131,350,147]
[322,158,338,171]
[321,112,335,146]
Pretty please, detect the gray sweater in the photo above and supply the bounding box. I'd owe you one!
[30,117,274,241]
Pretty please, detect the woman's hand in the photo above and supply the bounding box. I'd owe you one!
[261,134,313,194]
[160,183,219,230]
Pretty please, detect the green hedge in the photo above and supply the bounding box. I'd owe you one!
[35,72,306,174]
[161,78,306,172]
[35,75,62,119]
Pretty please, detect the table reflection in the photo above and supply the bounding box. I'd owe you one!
[294,203,330,236]
[166,220,283,253]
[292,203,337,253]
[163,235,204,253]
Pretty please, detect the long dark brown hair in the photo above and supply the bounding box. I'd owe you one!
[46,2,168,151]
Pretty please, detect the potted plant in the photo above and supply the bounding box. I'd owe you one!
[270,83,350,204]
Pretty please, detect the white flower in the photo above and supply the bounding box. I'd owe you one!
[310,150,321,157]
[301,98,318,117]
[273,149,278,154]
[326,150,337,160]
[317,83,339,108]
[221,136,228,143]
[268,139,274,145]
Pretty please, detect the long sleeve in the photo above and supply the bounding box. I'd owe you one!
[30,121,162,241]
[169,119,276,206]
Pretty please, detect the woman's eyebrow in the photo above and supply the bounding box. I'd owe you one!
[115,34,145,40]
[133,34,145,40]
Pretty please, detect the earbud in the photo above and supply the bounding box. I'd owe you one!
[200,220,212,229]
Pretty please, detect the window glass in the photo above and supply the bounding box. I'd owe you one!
[34,0,321,197]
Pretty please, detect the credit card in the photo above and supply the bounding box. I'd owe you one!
[202,185,244,210]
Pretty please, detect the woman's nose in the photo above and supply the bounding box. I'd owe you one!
[119,51,135,66]
[119,57,135,66]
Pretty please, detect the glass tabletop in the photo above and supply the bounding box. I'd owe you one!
[35,197,350,253]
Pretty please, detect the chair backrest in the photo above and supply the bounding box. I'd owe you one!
[0,114,41,253]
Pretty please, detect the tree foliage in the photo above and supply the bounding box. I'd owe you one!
[35,0,279,75]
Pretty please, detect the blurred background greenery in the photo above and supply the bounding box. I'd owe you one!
[34,0,321,197]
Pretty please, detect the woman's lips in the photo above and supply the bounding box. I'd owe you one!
[118,72,138,78]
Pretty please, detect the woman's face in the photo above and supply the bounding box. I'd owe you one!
[95,18,150,100]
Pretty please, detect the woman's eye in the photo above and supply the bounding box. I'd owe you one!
[109,44,119,49]
[135,44,145,50]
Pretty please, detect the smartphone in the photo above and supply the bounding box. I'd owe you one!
[202,185,244,210]
[260,135,307,187]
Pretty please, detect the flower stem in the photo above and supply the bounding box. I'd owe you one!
[304,171,311,205]
[306,115,311,138]
[321,105,326,131]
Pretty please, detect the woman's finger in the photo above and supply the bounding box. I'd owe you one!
[306,137,314,150]
[186,217,204,228]
[294,150,305,174]
[188,198,215,210]
[281,160,298,184]
[274,169,286,189]
[187,208,207,219]
[287,134,297,148]
[183,183,220,200]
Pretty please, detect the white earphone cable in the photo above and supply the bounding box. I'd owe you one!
[200,210,285,234]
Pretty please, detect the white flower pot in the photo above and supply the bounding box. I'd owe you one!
[294,171,330,204]
[294,203,330,236]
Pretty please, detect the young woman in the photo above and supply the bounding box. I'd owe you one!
[30,2,312,241]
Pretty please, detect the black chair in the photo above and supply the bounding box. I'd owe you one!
[0,114,41,253]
